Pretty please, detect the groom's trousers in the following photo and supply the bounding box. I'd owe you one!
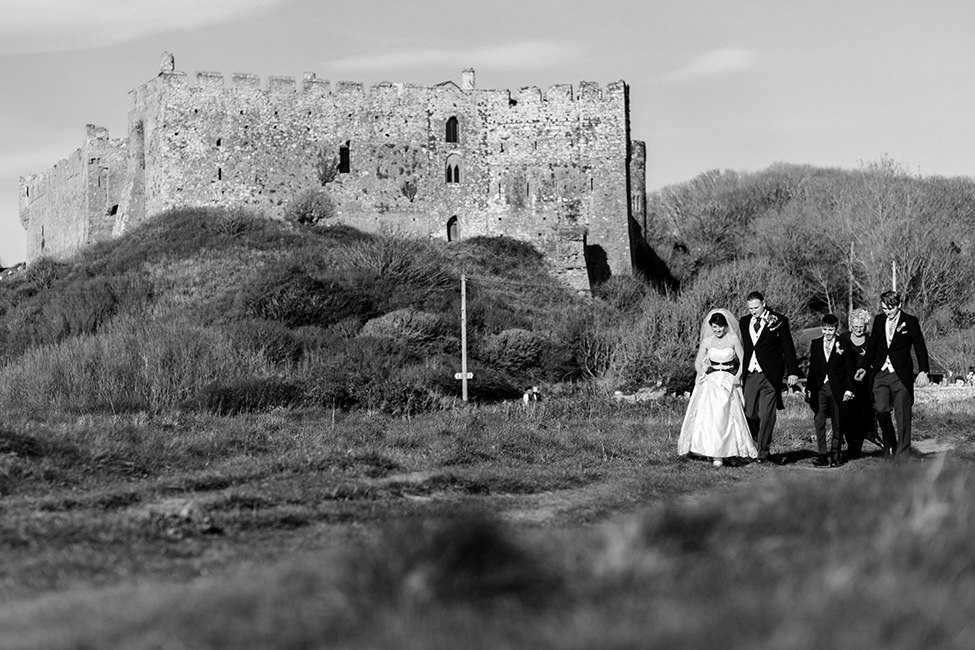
[743,371,777,458]
[872,369,913,458]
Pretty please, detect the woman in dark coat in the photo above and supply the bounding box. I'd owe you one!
[838,308,879,459]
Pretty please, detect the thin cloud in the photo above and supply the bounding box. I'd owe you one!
[0,0,291,55]
[664,48,760,82]
[327,41,577,73]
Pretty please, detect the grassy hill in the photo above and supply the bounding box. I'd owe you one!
[0,208,608,417]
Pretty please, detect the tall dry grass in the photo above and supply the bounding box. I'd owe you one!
[0,314,272,414]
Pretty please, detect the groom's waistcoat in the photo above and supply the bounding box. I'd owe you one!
[740,310,800,387]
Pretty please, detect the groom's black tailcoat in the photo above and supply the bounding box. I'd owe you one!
[740,310,801,409]
[858,312,929,396]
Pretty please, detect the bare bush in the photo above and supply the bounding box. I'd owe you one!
[285,189,336,226]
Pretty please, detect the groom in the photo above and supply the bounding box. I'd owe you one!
[740,291,800,463]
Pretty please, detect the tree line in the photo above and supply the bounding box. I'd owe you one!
[642,158,975,335]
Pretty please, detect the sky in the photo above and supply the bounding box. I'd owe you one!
[3,0,975,266]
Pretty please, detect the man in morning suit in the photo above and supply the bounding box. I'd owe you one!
[740,291,801,464]
[806,314,847,467]
[854,290,929,462]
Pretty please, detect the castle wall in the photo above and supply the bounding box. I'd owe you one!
[23,56,644,291]
[19,125,126,261]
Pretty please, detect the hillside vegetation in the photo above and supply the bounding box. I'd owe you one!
[0,209,615,416]
[642,158,975,374]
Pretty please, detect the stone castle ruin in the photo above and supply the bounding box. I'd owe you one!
[19,53,646,289]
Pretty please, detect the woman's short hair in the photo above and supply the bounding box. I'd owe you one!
[849,308,872,327]
[708,312,728,327]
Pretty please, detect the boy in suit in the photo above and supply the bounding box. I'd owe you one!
[806,314,846,467]
[854,291,930,462]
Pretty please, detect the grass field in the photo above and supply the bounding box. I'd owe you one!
[0,391,972,649]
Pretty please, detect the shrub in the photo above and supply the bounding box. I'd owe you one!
[359,308,454,351]
[285,189,336,226]
[235,266,373,328]
[0,315,271,415]
[449,236,546,277]
[302,337,419,411]
[195,377,305,415]
[1,272,154,361]
[478,329,545,375]
[927,328,975,378]
[332,235,456,313]
[221,319,304,366]
[592,275,650,313]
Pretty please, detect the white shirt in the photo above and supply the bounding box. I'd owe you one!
[882,314,898,372]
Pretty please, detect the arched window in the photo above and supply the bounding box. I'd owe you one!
[339,141,351,173]
[447,216,459,242]
[445,155,461,184]
[446,116,459,143]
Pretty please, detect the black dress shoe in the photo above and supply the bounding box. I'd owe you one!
[755,457,768,465]
[813,454,829,467]
[829,453,841,468]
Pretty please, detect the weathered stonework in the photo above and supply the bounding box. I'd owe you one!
[19,55,646,290]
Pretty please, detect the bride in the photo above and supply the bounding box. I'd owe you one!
[677,308,758,466]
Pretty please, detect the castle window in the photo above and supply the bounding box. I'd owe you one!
[446,116,459,143]
[339,142,350,173]
[445,153,461,184]
[445,163,461,184]
[217,167,222,181]
[108,204,118,216]
[447,216,459,242]
[216,138,222,147]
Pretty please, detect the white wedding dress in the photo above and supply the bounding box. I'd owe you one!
[678,346,758,459]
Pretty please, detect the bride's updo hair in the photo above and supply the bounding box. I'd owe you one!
[708,312,728,327]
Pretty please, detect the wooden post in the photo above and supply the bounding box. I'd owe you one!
[453,275,473,401]
[461,274,468,401]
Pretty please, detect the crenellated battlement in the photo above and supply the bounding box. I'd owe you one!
[146,60,623,106]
